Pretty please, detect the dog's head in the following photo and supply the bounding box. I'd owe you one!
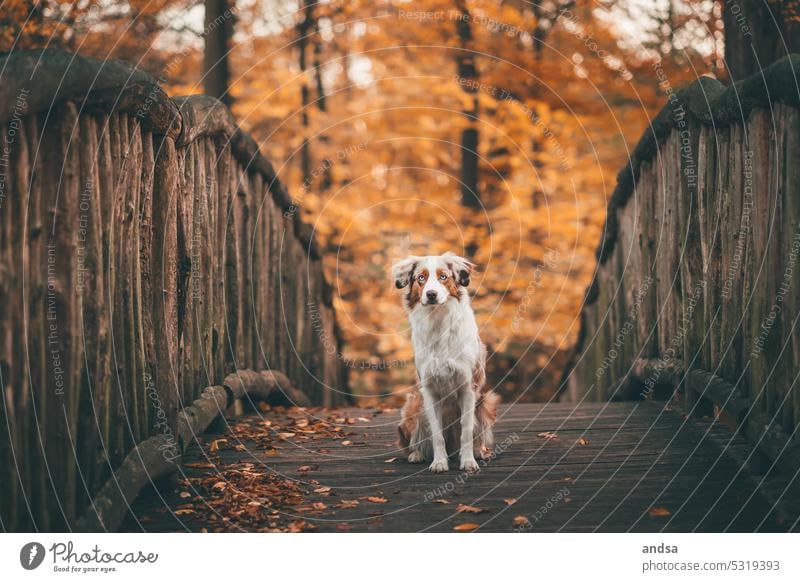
[392,252,473,308]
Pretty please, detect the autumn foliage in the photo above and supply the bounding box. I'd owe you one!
[2,0,721,402]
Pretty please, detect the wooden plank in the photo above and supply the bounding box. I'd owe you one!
[124,403,798,532]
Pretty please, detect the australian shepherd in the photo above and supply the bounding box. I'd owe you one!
[393,252,499,472]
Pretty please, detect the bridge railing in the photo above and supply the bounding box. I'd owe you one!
[0,50,348,531]
[563,56,800,475]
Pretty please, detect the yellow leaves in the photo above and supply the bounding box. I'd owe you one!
[453,522,480,532]
[366,496,388,504]
[512,515,530,527]
[648,507,671,518]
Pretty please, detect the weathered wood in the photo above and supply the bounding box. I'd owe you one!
[124,403,800,533]
[0,51,347,532]
[565,57,800,476]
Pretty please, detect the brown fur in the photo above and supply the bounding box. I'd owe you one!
[398,391,422,456]
[405,267,428,308]
[437,267,461,299]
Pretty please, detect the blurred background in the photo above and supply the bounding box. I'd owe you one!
[0,0,774,404]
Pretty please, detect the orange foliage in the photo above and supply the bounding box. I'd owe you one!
[2,0,717,401]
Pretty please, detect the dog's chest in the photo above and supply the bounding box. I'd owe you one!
[408,303,478,380]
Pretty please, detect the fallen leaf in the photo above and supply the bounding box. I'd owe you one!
[337,500,359,509]
[385,457,397,463]
[367,496,388,503]
[277,432,295,439]
[341,440,352,446]
[209,438,228,452]
[512,515,530,527]
[336,523,352,531]
[648,507,671,518]
[297,465,317,473]
[312,502,328,510]
[179,491,191,499]
[578,437,589,446]
[211,482,226,491]
[453,522,480,531]
[433,499,451,504]
[174,509,194,516]
[313,486,332,494]
[503,498,517,506]
[184,462,214,469]
[537,431,558,440]
[456,503,487,514]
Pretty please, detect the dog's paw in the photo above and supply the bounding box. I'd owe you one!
[460,457,480,473]
[428,458,449,473]
[408,451,425,463]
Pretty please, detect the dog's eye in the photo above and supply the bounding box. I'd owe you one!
[417,274,426,283]
[439,273,447,281]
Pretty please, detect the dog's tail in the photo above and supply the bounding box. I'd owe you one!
[475,391,500,454]
[398,391,422,456]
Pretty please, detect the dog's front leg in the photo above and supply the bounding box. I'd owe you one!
[459,388,480,472]
[420,386,449,472]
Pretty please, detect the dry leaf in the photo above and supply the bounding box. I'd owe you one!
[337,500,359,509]
[313,486,332,494]
[512,515,530,527]
[453,522,480,531]
[341,440,352,446]
[312,502,328,510]
[537,431,558,440]
[433,499,451,504]
[367,496,388,503]
[209,438,227,452]
[648,507,671,518]
[456,503,487,514]
[179,491,191,499]
[277,432,296,439]
[385,457,397,463]
[503,498,517,506]
[174,509,194,516]
[578,437,589,445]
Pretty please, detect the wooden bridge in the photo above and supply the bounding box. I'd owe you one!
[2,50,800,533]
[123,402,798,532]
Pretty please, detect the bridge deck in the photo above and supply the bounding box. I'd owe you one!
[123,402,799,532]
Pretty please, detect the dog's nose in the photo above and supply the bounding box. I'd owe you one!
[426,291,438,303]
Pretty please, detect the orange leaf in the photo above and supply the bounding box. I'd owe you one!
[367,496,388,503]
[453,522,480,531]
[648,507,671,518]
[503,498,517,506]
[512,515,530,527]
[456,503,487,514]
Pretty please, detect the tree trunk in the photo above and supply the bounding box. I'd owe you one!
[722,0,800,81]
[456,0,480,209]
[297,0,315,184]
[203,0,234,107]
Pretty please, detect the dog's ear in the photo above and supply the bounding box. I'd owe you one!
[444,252,474,287]
[391,256,420,289]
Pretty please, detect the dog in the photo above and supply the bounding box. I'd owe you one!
[393,252,499,472]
